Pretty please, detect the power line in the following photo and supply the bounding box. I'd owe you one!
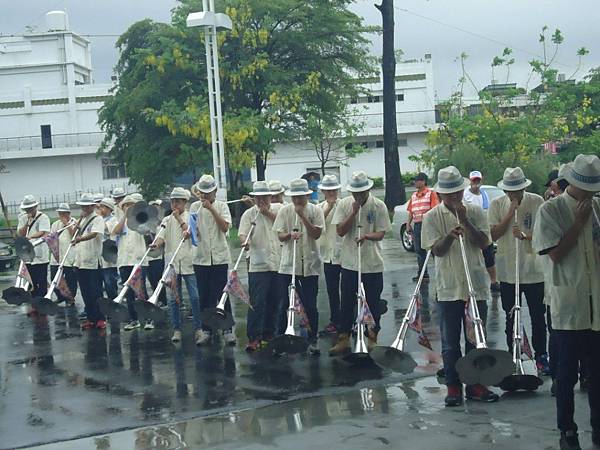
[394,6,577,70]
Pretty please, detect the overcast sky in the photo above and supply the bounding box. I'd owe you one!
[2,0,599,100]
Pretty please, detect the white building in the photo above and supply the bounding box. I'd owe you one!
[258,55,437,186]
[0,11,130,214]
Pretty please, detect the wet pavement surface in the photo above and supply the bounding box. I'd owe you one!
[0,239,590,449]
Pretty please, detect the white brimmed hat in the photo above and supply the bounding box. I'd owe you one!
[433,166,470,194]
[318,174,342,191]
[56,203,71,213]
[129,193,144,203]
[149,199,162,206]
[285,179,312,196]
[194,174,217,193]
[555,163,572,183]
[93,192,104,203]
[120,195,136,205]
[497,167,532,191]
[20,195,39,210]
[111,187,126,199]
[76,193,96,206]
[346,170,374,193]
[564,154,600,192]
[170,187,191,200]
[99,198,115,211]
[249,181,272,196]
[268,180,285,194]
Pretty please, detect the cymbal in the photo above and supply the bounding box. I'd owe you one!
[370,346,417,374]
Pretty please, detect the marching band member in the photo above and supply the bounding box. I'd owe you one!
[269,180,286,204]
[190,175,235,346]
[317,174,343,335]
[239,181,283,352]
[329,171,390,355]
[50,203,77,304]
[406,172,438,282]
[146,199,167,307]
[273,178,324,354]
[112,194,150,331]
[489,167,549,375]
[17,195,50,306]
[151,188,201,344]
[93,193,104,204]
[421,166,499,406]
[97,197,119,300]
[72,193,106,330]
[533,154,600,450]
[111,187,127,221]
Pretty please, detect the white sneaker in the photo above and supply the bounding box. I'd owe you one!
[223,329,236,346]
[144,320,155,330]
[124,320,140,331]
[171,330,182,343]
[195,329,211,346]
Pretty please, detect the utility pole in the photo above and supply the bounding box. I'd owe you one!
[376,0,406,209]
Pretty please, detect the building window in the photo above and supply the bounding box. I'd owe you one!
[350,97,358,104]
[41,125,52,149]
[367,95,381,103]
[398,138,408,147]
[102,158,126,179]
[397,93,404,102]
[376,140,384,148]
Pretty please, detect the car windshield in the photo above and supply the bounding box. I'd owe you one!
[482,186,504,201]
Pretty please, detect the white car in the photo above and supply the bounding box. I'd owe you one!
[392,185,505,252]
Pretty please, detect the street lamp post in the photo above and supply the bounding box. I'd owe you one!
[186,1,231,200]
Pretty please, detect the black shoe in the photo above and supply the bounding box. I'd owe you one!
[559,431,581,450]
[444,385,463,407]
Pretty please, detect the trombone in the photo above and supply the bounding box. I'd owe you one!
[371,250,432,373]
[498,210,543,391]
[454,213,514,386]
[199,210,263,331]
[268,215,309,354]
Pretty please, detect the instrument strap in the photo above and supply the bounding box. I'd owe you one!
[27,213,42,234]
[79,215,98,235]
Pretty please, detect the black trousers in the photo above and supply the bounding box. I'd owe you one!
[148,258,167,305]
[193,264,230,332]
[119,266,148,322]
[50,265,78,303]
[339,269,382,334]
[547,307,589,380]
[26,263,48,298]
[247,271,279,341]
[499,281,547,357]
[76,268,104,322]
[554,329,600,433]
[276,274,319,343]
[323,262,341,327]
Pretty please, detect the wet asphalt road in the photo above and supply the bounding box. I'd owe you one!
[0,239,583,450]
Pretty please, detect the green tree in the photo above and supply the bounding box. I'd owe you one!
[100,0,377,199]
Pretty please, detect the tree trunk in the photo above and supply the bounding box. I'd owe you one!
[376,0,406,209]
[255,153,266,181]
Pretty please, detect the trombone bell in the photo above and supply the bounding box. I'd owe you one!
[456,348,515,386]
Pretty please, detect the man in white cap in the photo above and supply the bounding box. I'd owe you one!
[273,178,325,354]
[97,198,119,301]
[17,194,51,307]
[533,154,600,450]
[112,194,150,331]
[111,187,127,221]
[189,174,235,345]
[489,167,549,375]
[49,203,77,304]
[71,193,106,329]
[317,174,343,335]
[269,180,286,205]
[463,170,499,293]
[239,181,283,352]
[421,166,499,406]
[329,170,391,356]
[151,187,201,344]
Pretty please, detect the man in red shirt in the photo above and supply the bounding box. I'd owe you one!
[407,172,439,281]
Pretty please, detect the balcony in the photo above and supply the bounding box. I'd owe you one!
[0,131,106,153]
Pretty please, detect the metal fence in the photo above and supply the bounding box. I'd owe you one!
[0,132,106,153]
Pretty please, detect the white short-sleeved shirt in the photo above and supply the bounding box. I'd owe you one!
[273,202,324,277]
[331,195,391,274]
[189,200,232,266]
[318,199,342,265]
[50,220,75,267]
[532,192,600,331]
[146,223,164,262]
[463,188,484,209]
[113,224,148,268]
[74,214,105,270]
[100,215,118,269]
[160,213,194,275]
[18,212,51,265]
[239,203,282,273]
[421,203,491,302]
[488,192,545,284]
